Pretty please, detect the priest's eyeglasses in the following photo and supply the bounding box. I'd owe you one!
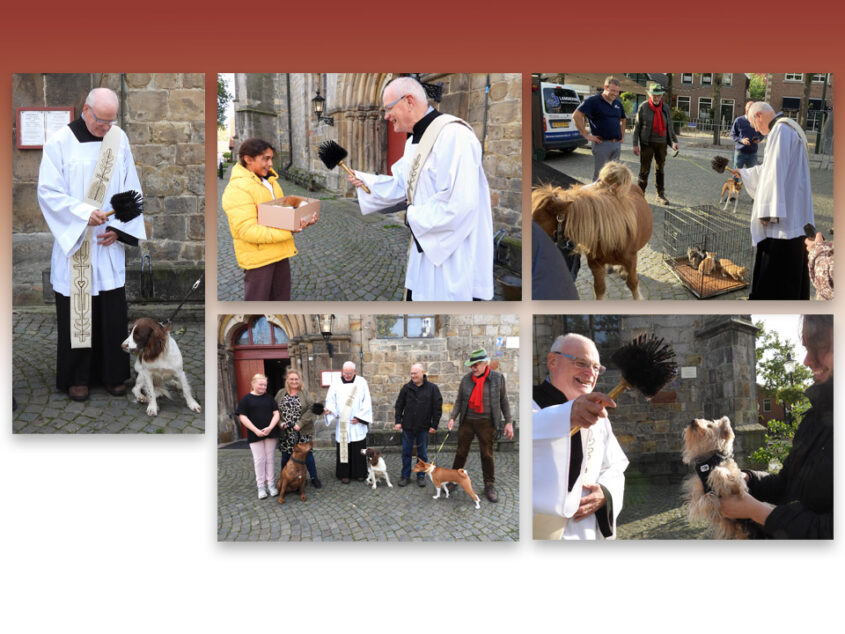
[552,352,606,375]
[88,108,118,126]
[383,94,407,114]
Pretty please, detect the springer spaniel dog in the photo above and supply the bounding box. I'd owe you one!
[121,318,201,417]
[362,448,392,489]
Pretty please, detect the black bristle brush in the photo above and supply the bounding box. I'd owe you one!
[317,140,371,194]
[711,156,729,174]
[570,333,678,437]
[108,190,144,222]
[311,402,325,416]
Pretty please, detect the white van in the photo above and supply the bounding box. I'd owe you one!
[539,82,588,154]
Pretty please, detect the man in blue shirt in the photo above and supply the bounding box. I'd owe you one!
[730,100,764,169]
[573,77,627,180]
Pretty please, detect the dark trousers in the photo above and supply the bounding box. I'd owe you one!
[401,430,430,478]
[244,258,291,301]
[452,415,496,485]
[54,287,130,390]
[281,450,318,480]
[637,141,668,195]
[335,438,368,479]
[750,236,810,300]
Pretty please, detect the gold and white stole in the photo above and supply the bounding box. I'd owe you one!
[69,126,121,348]
[402,114,474,301]
[338,380,359,463]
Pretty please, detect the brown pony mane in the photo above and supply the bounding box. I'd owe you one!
[531,162,638,256]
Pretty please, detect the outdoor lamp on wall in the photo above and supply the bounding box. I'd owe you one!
[320,314,335,358]
[312,90,334,126]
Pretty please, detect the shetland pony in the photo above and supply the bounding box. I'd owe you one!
[532,161,652,300]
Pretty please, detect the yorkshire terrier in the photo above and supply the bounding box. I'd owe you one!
[682,416,749,539]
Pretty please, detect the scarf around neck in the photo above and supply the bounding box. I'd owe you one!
[648,97,667,138]
[469,366,490,414]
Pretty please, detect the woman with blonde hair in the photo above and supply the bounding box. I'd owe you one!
[274,369,321,488]
[236,373,281,499]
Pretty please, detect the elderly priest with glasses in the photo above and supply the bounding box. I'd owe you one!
[533,333,629,540]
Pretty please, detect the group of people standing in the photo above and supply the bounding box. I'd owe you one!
[238,351,513,505]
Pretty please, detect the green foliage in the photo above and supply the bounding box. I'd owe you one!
[222,151,232,161]
[749,74,766,101]
[619,92,635,115]
[217,74,233,129]
[749,417,798,471]
[671,107,688,123]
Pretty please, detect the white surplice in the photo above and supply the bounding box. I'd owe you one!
[354,123,494,301]
[533,401,629,540]
[37,124,146,296]
[739,118,814,246]
[324,375,373,443]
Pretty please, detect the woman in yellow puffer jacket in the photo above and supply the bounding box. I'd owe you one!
[222,138,312,300]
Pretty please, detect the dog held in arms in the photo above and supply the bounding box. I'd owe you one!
[121,317,201,417]
[362,448,392,489]
[412,459,480,509]
[532,161,653,300]
[682,416,749,539]
[278,440,312,504]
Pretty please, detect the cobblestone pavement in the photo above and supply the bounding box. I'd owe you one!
[541,136,834,301]
[616,477,711,540]
[12,307,205,434]
[217,170,513,302]
[218,448,519,541]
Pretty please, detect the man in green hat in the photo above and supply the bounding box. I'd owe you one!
[633,81,678,205]
[446,348,514,502]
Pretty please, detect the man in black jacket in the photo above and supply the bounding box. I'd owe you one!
[394,363,443,487]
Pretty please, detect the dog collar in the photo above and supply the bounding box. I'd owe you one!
[291,457,306,465]
[693,452,728,493]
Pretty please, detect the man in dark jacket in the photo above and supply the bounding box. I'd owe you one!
[447,348,514,502]
[633,82,679,205]
[394,363,443,487]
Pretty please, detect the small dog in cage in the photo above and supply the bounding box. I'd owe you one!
[719,177,743,213]
[698,251,717,275]
[687,245,706,270]
[718,258,747,282]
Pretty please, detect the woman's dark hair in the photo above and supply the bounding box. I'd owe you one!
[801,314,833,354]
[238,138,275,166]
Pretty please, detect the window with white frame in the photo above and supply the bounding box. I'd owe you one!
[681,73,693,85]
[675,96,690,116]
[702,73,712,86]
[722,73,732,86]
[813,73,828,82]
[698,97,713,119]
[375,315,436,338]
[785,73,803,82]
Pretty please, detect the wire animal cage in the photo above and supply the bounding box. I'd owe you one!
[663,204,752,298]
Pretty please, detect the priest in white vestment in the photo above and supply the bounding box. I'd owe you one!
[37,88,146,401]
[347,76,494,301]
[728,101,814,300]
[533,334,628,540]
[324,361,373,482]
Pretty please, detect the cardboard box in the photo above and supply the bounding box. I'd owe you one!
[257,197,320,231]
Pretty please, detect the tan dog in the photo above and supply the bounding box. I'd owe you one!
[279,194,308,208]
[277,441,312,504]
[697,251,717,275]
[717,258,747,282]
[719,177,742,213]
[412,459,480,509]
[682,417,749,539]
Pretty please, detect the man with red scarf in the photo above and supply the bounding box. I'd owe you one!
[447,348,514,502]
[633,82,678,206]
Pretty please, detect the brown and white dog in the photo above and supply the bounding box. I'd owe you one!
[412,459,480,509]
[121,318,201,417]
[682,416,749,539]
[362,448,392,489]
[719,177,743,213]
[278,441,312,504]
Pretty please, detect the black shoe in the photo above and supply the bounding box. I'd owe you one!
[398,477,410,487]
[311,477,322,489]
[68,385,89,402]
[657,194,671,206]
[417,477,426,487]
[105,384,127,397]
[484,483,499,503]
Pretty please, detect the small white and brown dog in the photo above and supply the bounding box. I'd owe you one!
[682,416,749,539]
[121,318,201,417]
[362,448,392,489]
[719,176,743,213]
[412,459,480,509]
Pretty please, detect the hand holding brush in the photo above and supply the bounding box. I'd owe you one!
[318,140,371,194]
[107,190,144,222]
[570,333,677,437]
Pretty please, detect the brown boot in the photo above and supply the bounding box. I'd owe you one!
[484,483,498,503]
